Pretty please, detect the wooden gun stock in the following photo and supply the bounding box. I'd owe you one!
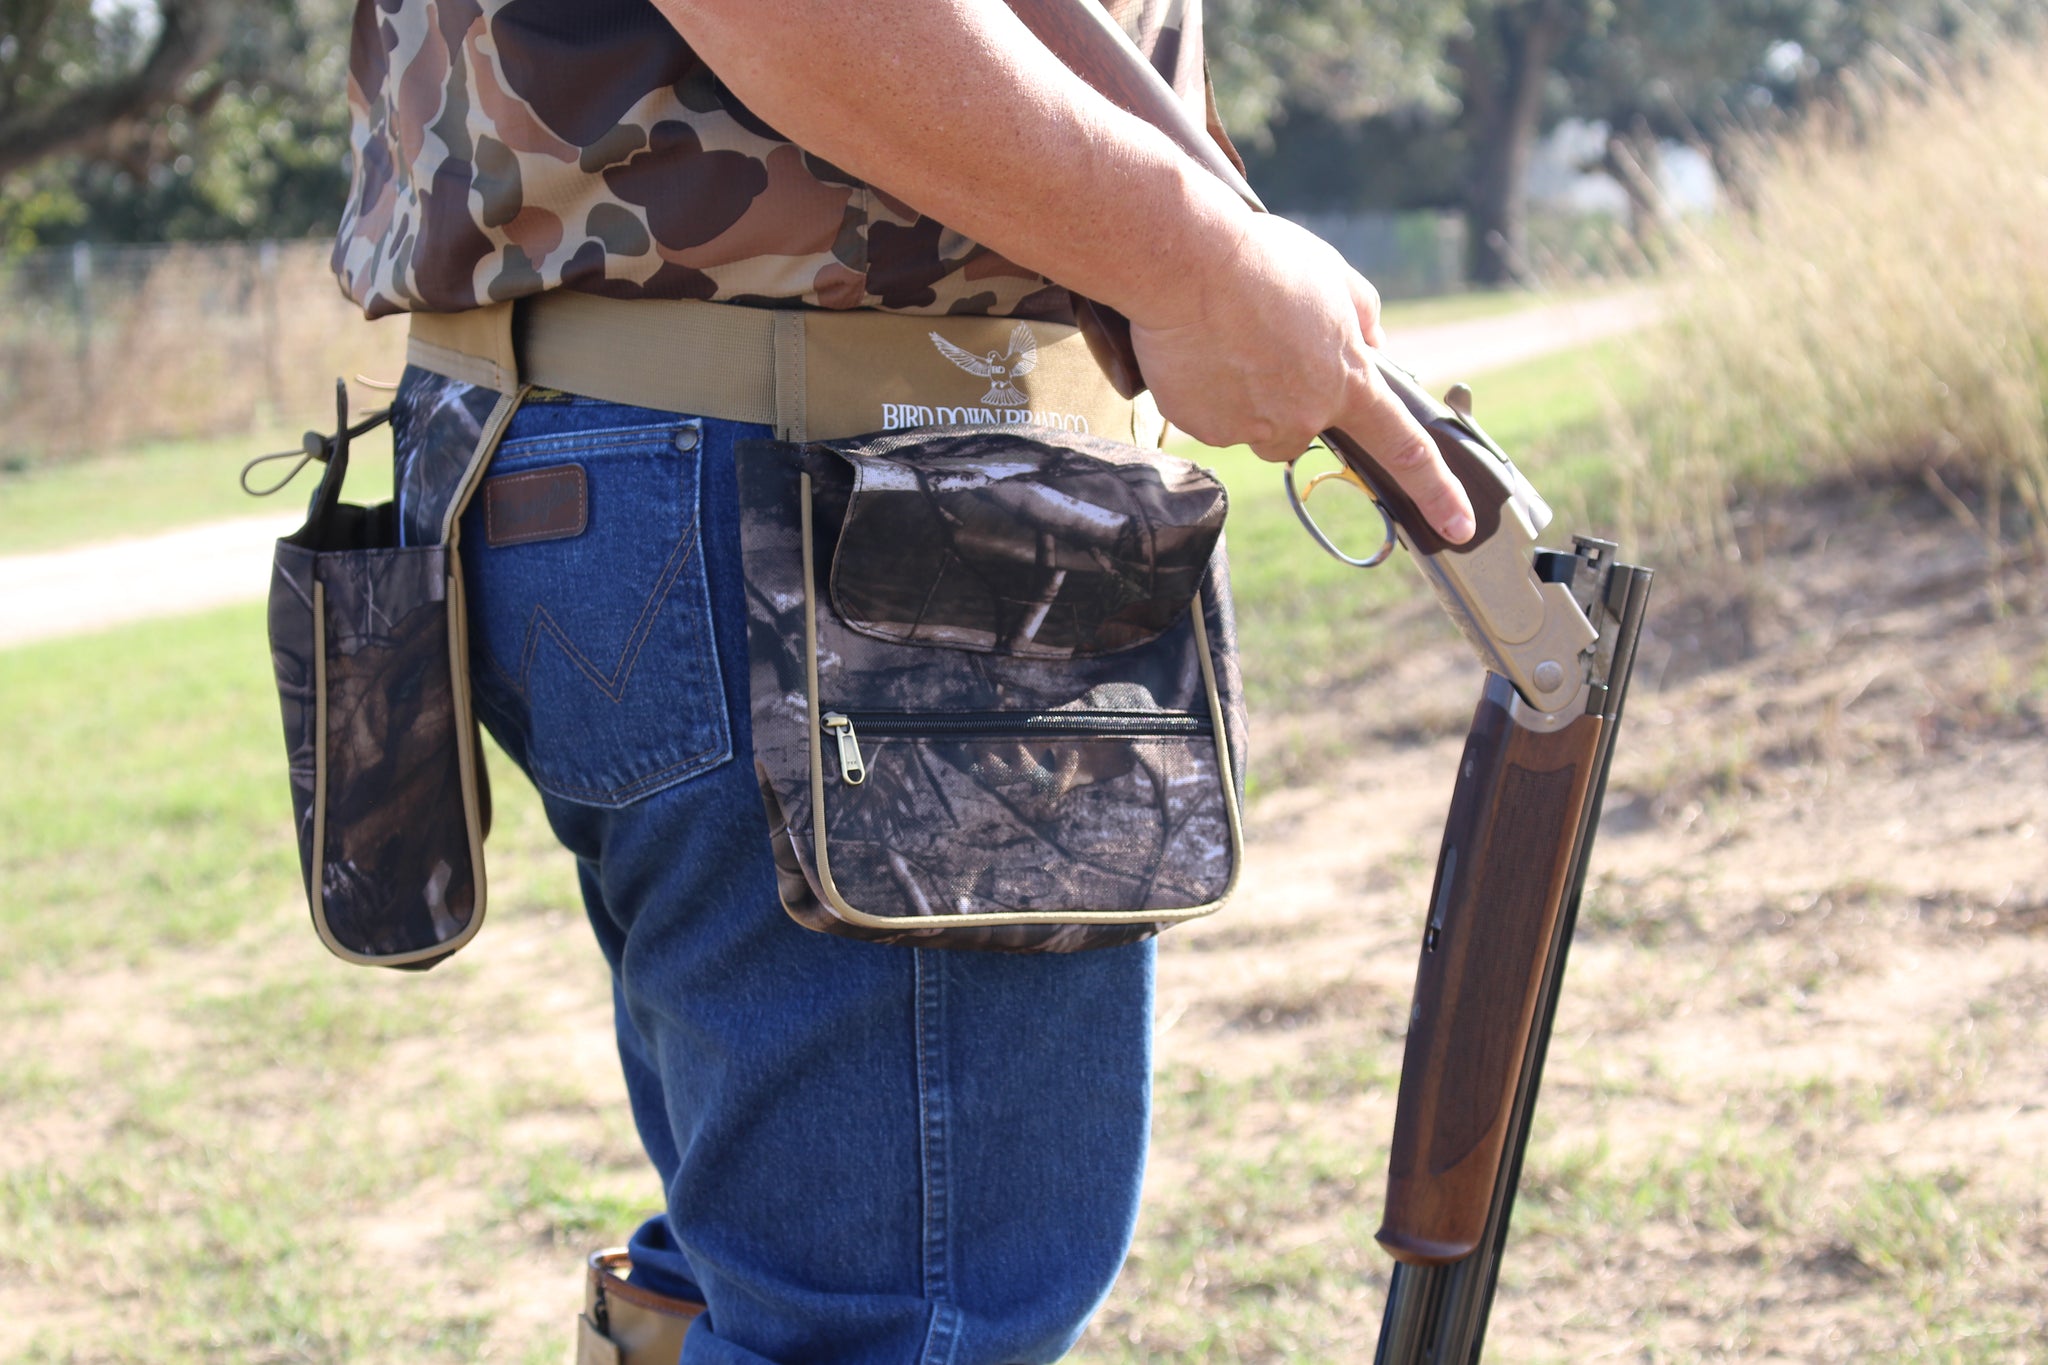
[1378,676,1600,1263]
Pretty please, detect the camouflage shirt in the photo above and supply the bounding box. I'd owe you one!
[335,0,1223,321]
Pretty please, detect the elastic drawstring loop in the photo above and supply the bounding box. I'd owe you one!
[240,398,392,497]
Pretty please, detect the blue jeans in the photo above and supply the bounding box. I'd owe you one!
[418,379,1156,1365]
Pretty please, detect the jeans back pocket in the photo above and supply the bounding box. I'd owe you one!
[460,412,731,808]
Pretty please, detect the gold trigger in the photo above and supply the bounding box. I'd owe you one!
[1300,465,1373,501]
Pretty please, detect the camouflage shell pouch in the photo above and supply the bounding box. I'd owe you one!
[259,381,516,970]
[736,425,1248,952]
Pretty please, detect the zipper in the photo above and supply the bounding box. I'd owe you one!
[820,713,869,786]
[819,709,1213,785]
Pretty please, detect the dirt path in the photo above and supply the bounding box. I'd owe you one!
[1388,289,1654,390]
[0,513,300,648]
[0,295,1652,651]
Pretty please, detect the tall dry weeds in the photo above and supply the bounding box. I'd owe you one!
[0,242,404,463]
[1618,47,2048,559]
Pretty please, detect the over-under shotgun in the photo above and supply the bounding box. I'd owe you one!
[1005,3,1654,1358]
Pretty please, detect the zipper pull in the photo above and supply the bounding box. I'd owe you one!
[821,713,867,785]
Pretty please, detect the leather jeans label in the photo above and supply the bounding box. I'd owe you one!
[485,464,588,547]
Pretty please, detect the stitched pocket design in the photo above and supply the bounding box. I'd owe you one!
[462,419,731,807]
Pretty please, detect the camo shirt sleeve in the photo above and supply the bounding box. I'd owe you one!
[332,0,1225,321]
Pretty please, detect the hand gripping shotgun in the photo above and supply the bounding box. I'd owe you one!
[1004,3,1654,1358]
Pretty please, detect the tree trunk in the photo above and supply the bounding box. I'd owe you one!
[1460,0,1571,287]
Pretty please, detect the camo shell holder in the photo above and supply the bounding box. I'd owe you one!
[737,426,1248,953]
[263,376,523,970]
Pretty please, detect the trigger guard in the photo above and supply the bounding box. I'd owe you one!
[1284,458,1398,570]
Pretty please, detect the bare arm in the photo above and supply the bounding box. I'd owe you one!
[653,0,1475,543]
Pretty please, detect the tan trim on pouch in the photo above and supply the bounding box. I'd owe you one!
[795,471,1240,931]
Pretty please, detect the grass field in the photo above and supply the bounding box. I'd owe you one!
[1375,287,1552,331]
[1616,48,2048,557]
[0,603,621,1362]
[0,427,395,557]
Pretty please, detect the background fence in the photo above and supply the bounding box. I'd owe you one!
[0,240,406,464]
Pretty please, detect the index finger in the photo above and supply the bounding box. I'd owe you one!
[1339,358,1476,545]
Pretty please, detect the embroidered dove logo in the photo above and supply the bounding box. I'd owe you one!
[930,323,1040,406]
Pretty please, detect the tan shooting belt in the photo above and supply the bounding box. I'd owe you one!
[408,293,1162,446]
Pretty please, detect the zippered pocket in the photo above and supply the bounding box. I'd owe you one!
[738,428,1248,949]
[820,709,1212,785]
[809,704,1237,926]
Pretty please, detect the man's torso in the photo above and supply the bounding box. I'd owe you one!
[334,0,1216,320]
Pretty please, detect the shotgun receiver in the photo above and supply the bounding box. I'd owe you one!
[1004,2,1654,1358]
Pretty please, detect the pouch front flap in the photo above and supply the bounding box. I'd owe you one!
[826,429,1226,659]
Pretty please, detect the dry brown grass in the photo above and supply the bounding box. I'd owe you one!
[1615,47,2048,559]
[0,241,405,463]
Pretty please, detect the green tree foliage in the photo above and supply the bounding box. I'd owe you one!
[0,0,225,179]
[1210,0,1601,279]
[1213,0,2048,283]
[0,0,351,249]
[1205,0,1463,147]
[1239,105,1467,213]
